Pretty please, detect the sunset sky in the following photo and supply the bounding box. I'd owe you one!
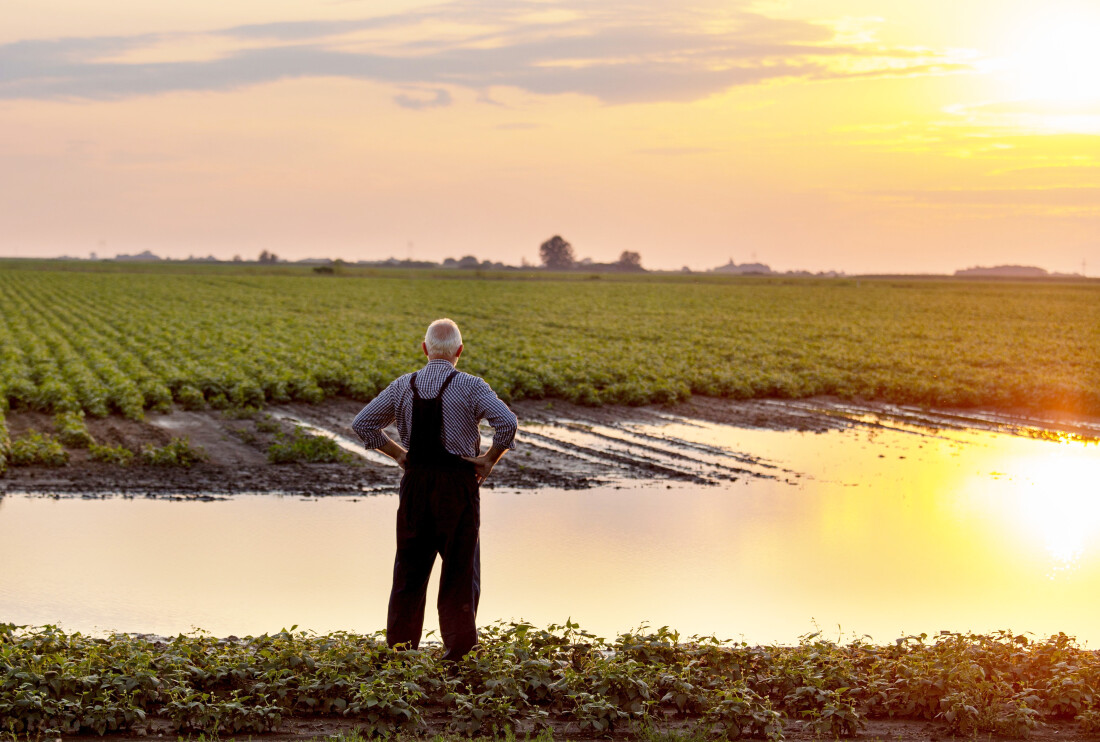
[3,0,1099,273]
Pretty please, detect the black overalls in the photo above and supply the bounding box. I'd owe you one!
[386,369,481,659]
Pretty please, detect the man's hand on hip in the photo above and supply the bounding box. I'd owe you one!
[377,437,408,470]
[461,444,509,485]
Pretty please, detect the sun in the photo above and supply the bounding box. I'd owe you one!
[1006,9,1100,105]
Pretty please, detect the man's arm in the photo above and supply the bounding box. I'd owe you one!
[376,437,408,470]
[351,382,406,467]
[461,379,518,483]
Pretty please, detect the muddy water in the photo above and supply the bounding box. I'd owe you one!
[2,409,1099,645]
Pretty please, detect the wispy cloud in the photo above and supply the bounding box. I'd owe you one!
[393,88,452,109]
[634,147,718,155]
[0,0,972,105]
[875,186,1100,209]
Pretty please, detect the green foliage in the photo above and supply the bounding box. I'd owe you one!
[0,410,9,475]
[706,683,784,740]
[164,690,283,734]
[140,437,207,466]
[2,623,1100,739]
[0,267,1097,418]
[8,429,68,466]
[348,672,423,735]
[268,425,354,464]
[255,415,283,434]
[54,409,94,448]
[1078,707,1100,732]
[88,442,135,466]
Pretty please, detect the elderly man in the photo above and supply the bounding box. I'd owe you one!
[351,318,517,659]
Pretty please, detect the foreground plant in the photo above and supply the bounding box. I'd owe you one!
[2,623,1099,739]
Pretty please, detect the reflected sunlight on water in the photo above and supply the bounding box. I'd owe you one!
[1,418,1098,645]
[974,449,1100,574]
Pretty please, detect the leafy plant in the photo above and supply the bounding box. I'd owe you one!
[2,620,1100,739]
[1078,707,1100,732]
[255,415,283,434]
[140,437,207,466]
[8,429,68,466]
[88,441,135,465]
[706,683,785,741]
[268,425,354,464]
[53,409,94,448]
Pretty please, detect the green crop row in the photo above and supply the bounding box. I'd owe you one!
[2,622,1100,739]
[0,267,1097,420]
[0,417,206,469]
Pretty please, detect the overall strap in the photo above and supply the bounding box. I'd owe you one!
[409,372,420,399]
[435,369,459,399]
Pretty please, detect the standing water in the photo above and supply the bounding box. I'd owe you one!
[1,407,1098,645]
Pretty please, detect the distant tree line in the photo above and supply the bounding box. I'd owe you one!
[539,235,644,272]
[101,241,645,272]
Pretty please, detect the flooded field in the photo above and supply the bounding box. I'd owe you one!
[2,401,1099,645]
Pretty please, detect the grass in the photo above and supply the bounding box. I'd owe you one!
[2,621,1099,740]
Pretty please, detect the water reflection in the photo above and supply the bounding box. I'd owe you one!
[975,450,1100,574]
[1,420,1098,645]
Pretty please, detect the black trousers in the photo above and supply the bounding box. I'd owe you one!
[387,463,480,660]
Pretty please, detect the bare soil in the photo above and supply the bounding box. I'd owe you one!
[3,396,1097,498]
[71,713,1100,742]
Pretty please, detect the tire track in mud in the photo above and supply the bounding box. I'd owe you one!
[281,401,791,488]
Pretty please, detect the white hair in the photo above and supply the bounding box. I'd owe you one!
[424,318,463,358]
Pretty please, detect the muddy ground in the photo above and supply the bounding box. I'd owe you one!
[64,713,1100,742]
[2,396,1098,497]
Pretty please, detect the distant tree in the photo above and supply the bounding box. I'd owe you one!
[539,235,575,270]
[258,250,279,264]
[457,255,480,269]
[232,254,242,262]
[618,251,643,270]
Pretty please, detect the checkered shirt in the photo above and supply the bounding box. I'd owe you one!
[351,359,517,457]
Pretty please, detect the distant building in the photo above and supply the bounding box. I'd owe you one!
[954,265,1048,277]
[114,250,161,262]
[710,258,773,275]
[296,258,333,265]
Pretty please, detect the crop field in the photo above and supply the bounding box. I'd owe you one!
[3,621,1100,739]
[0,263,1097,471]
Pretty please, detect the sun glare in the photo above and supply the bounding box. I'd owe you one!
[1007,10,1100,105]
[1009,450,1100,573]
